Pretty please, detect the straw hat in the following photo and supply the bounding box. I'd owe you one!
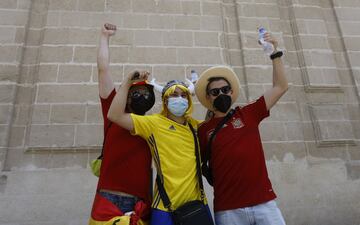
[195,66,240,110]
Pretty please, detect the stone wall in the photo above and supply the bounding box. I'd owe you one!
[0,0,359,224]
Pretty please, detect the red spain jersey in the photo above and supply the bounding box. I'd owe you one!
[198,96,276,211]
[97,89,152,205]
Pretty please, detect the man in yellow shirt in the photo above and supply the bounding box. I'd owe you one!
[108,71,214,225]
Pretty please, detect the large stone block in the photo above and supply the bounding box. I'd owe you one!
[307,142,349,160]
[74,46,97,63]
[43,28,98,45]
[123,65,152,79]
[226,33,241,50]
[293,6,323,20]
[0,125,8,147]
[36,84,98,103]
[109,47,130,63]
[0,64,18,82]
[50,104,86,123]
[348,51,360,67]
[175,15,201,30]
[75,124,102,146]
[109,29,133,45]
[8,126,26,148]
[107,65,124,83]
[122,14,148,29]
[0,104,11,124]
[37,64,58,83]
[28,124,75,147]
[299,35,329,50]
[78,0,105,11]
[58,65,92,83]
[0,170,96,224]
[129,47,177,64]
[200,16,223,31]
[245,66,273,83]
[181,1,201,15]
[59,12,105,27]
[48,0,77,10]
[202,2,221,16]
[0,10,28,26]
[309,104,356,146]
[30,105,50,125]
[0,46,18,63]
[194,31,220,47]
[132,0,181,14]
[163,30,193,47]
[152,65,186,82]
[346,163,360,180]
[14,86,33,104]
[0,0,17,8]
[177,47,223,64]
[260,121,288,142]
[149,15,175,29]
[86,104,102,123]
[40,46,73,63]
[335,7,360,21]
[134,30,163,46]
[0,84,15,103]
[243,49,267,65]
[105,0,131,12]
[270,103,301,122]
[46,11,60,26]
[0,27,16,43]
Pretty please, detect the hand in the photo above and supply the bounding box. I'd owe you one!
[126,71,150,85]
[101,23,116,37]
[263,32,278,50]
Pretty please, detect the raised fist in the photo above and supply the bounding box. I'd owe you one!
[101,23,116,37]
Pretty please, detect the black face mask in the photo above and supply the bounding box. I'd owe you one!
[130,87,155,115]
[213,94,232,113]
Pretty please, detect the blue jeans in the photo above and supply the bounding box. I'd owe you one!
[99,191,138,213]
[215,200,286,225]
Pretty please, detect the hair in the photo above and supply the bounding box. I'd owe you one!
[206,77,231,94]
[161,84,193,118]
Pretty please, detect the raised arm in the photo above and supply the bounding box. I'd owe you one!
[107,71,150,131]
[98,23,116,98]
[263,33,288,110]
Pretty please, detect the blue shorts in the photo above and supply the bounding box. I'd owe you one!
[150,205,213,225]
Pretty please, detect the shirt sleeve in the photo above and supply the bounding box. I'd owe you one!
[100,89,116,133]
[244,95,270,124]
[197,122,209,161]
[130,113,154,140]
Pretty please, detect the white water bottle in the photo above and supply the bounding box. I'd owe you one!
[258,27,274,55]
[190,70,198,84]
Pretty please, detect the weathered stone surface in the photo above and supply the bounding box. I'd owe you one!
[0,0,360,224]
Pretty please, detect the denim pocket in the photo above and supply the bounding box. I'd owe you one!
[100,191,137,213]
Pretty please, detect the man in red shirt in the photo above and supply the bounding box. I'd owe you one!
[89,23,155,225]
[195,33,288,225]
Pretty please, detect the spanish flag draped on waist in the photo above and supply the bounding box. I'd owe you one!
[89,192,150,225]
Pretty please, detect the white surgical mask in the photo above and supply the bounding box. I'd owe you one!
[167,97,188,117]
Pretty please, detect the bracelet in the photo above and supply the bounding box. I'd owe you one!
[270,51,283,60]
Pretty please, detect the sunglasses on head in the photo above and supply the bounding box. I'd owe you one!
[130,89,150,99]
[207,85,232,97]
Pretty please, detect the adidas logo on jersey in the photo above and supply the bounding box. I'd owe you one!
[169,125,176,131]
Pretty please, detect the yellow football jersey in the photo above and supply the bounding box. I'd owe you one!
[131,113,206,211]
